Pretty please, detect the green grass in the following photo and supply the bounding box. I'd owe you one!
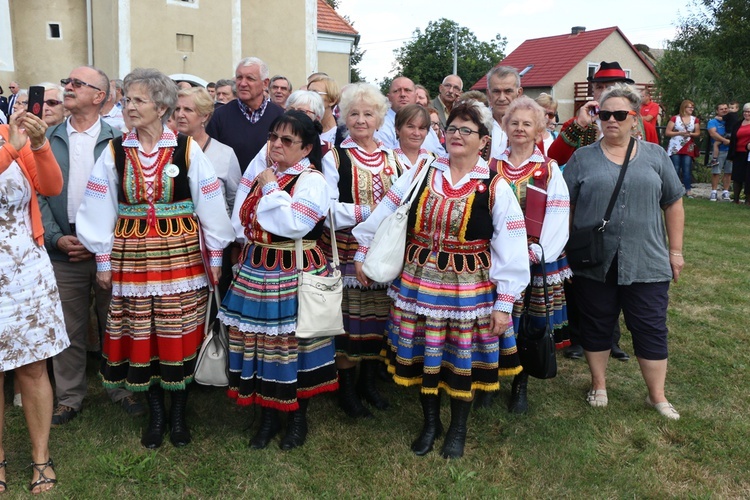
[3,198,750,498]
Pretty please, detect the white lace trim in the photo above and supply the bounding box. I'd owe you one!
[389,293,493,320]
[343,275,390,289]
[217,312,295,336]
[113,276,208,297]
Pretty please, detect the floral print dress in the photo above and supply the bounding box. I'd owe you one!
[0,160,69,371]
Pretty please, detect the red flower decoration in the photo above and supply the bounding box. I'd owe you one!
[476,183,487,193]
[384,167,393,176]
[533,170,543,178]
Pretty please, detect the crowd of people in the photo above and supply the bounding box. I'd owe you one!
[0,56,699,492]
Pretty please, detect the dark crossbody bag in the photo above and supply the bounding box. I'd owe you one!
[566,137,635,270]
[516,248,556,379]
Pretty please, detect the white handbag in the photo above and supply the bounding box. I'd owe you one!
[194,287,230,386]
[295,193,345,339]
[362,160,432,283]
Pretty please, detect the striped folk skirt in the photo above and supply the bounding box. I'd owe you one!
[101,220,208,391]
[383,244,521,399]
[320,228,390,360]
[218,243,338,411]
[511,256,572,348]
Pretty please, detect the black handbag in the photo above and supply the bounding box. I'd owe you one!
[566,137,635,270]
[516,248,557,379]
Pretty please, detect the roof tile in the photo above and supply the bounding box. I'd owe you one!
[317,0,358,36]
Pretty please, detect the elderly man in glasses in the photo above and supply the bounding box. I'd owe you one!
[38,66,146,427]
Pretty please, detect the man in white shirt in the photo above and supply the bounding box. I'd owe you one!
[100,80,126,132]
[486,66,523,159]
[375,76,445,155]
[40,65,144,427]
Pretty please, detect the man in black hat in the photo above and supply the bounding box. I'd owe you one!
[547,61,655,362]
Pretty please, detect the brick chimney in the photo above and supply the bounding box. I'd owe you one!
[571,26,586,35]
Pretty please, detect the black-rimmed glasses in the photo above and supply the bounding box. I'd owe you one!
[445,125,480,137]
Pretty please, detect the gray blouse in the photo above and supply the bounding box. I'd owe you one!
[563,140,684,285]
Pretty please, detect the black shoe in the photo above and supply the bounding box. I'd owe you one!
[357,360,389,410]
[169,390,191,447]
[610,344,630,361]
[119,395,147,417]
[337,367,373,418]
[250,408,281,449]
[280,400,308,451]
[472,391,498,410]
[411,394,443,456]
[508,373,529,415]
[141,386,166,449]
[563,344,584,360]
[51,404,79,427]
[441,398,472,459]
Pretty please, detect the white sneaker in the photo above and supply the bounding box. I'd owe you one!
[709,191,717,201]
[722,190,731,201]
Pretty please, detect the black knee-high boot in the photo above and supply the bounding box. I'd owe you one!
[280,399,308,451]
[508,372,529,414]
[441,398,472,459]
[141,385,166,449]
[169,389,191,447]
[357,360,389,410]
[337,367,373,418]
[250,407,281,449]
[411,393,443,456]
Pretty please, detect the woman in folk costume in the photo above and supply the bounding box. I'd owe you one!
[353,100,529,458]
[322,83,404,418]
[219,110,339,450]
[76,68,234,449]
[488,96,571,415]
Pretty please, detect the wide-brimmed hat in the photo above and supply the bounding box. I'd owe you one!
[587,61,635,84]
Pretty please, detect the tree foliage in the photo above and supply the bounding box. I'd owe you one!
[389,18,506,96]
[655,0,750,118]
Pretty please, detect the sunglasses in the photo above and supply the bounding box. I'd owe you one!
[60,78,102,92]
[598,110,637,121]
[268,131,302,147]
[45,99,63,107]
[545,112,556,119]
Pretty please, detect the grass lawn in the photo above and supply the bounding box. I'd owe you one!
[2,198,749,498]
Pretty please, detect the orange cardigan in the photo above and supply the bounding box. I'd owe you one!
[0,125,64,246]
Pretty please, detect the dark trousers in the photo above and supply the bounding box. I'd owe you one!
[564,279,621,347]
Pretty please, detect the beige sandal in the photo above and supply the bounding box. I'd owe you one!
[645,396,680,420]
[586,389,608,407]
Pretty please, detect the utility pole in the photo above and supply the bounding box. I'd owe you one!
[453,28,458,75]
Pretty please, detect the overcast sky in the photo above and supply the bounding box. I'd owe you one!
[337,0,697,85]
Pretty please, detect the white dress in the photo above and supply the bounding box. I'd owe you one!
[0,161,69,371]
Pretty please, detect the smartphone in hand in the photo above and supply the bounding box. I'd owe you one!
[27,86,45,118]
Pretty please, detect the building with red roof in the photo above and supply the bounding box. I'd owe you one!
[472,26,657,121]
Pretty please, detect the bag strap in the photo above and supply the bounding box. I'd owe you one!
[294,170,339,272]
[600,137,635,231]
[401,158,432,207]
[522,247,550,322]
[204,286,214,329]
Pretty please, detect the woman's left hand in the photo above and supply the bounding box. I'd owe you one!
[489,311,510,336]
[669,254,684,283]
[210,266,221,285]
[354,261,372,288]
[18,112,48,149]
[256,168,277,188]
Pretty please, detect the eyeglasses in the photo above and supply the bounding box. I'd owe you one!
[442,84,462,92]
[289,107,316,119]
[312,91,327,96]
[598,110,637,122]
[123,97,152,108]
[45,99,63,107]
[60,78,102,92]
[545,112,556,119]
[445,125,480,137]
[268,132,302,147]
[431,121,441,128]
